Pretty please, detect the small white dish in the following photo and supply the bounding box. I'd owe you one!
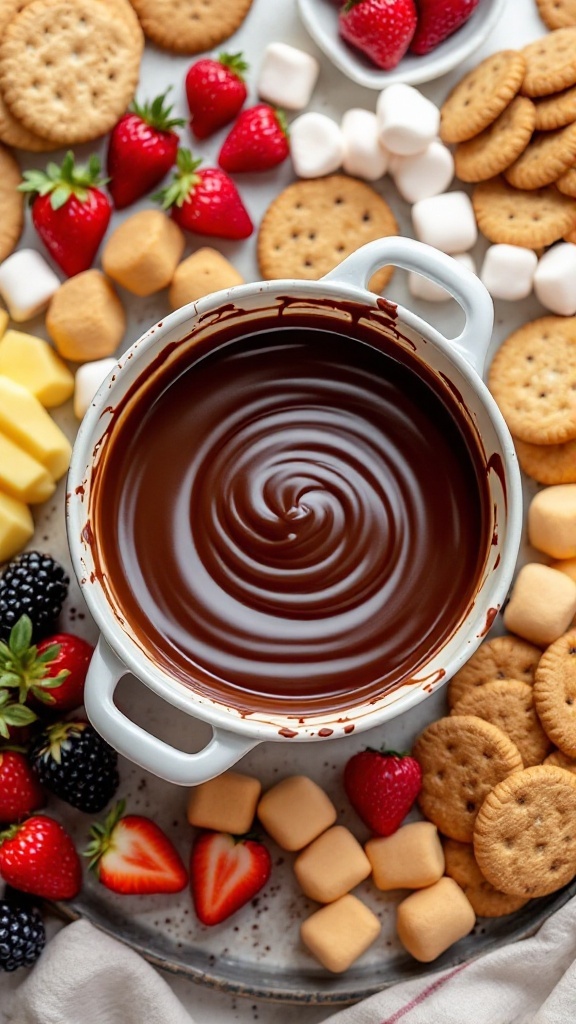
[296,0,508,89]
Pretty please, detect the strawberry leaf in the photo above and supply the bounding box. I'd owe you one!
[10,615,32,657]
[218,51,249,79]
[131,87,186,132]
[153,148,202,210]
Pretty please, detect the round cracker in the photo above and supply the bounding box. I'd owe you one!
[521,29,576,98]
[0,0,142,145]
[537,0,576,28]
[448,635,542,708]
[472,176,576,247]
[534,84,576,130]
[0,143,23,261]
[488,315,576,445]
[413,715,523,843]
[129,0,253,54]
[0,0,54,150]
[473,765,576,896]
[504,122,576,190]
[440,51,527,145]
[443,838,529,916]
[556,166,576,197]
[544,749,576,772]
[451,678,552,767]
[514,435,576,484]
[454,97,536,183]
[534,629,576,756]
[257,175,398,294]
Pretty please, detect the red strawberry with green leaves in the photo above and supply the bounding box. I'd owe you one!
[19,152,111,277]
[0,815,82,899]
[0,614,93,715]
[155,149,253,239]
[107,90,185,209]
[85,801,188,894]
[190,831,271,926]
[410,0,481,54]
[338,0,417,70]
[186,52,248,140]
[344,749,422,835]
[0,750,46,825]
[218,104,290,173]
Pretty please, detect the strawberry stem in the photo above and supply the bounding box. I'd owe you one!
[218,51,249,79]
[84,799,126,870]
[130,87,186,132]
[0,615,69,704]
[18,151,109,210]
[153,148,202,210]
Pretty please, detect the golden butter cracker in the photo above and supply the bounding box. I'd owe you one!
[451,678,552,767]
[514,435,576,484]
[534,84,576,130]
[556,166,576,196]
[440,51,526,144]
[0,143,23,261]
[443,839,529,917]
[544,749,576,771]
[448,635,542,708]
[537,0,576,31]
[534,629,576,756]
[129,0,253,55]
[504,122,576,189]
[473,176,576,248]
[521,29,576,98]
[454,96,536,183]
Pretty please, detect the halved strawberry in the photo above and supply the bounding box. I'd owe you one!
[85,801,188,895]
[190,831,271,926]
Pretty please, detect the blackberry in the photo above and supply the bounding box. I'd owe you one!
[0,898,45,971]
[0,551,69,642]
[30,721,120,813]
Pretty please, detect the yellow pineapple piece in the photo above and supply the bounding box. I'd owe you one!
[0,376,71,480]
[0,491,34,562]
[0,330,74,407]
[0,431,56,504]
[0,310,8,339]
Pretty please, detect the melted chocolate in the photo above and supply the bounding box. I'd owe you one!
[91,319,492,715]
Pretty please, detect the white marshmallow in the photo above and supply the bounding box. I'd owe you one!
[290,112,345,179]
[257,42,320,111]
[412,192,477,254]
[0,249,60,322]
[408,253,476,302]
[534,243,576,315]
[392,141,454,203]
[74,358,117,420]
[376,84,440,157]
[341,109,388,181]
[480,244,538,302]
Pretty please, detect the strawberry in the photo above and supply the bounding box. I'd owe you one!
[19,152,111,277]
[344,749,422,836]
[410,0,481,54]
[155,149,253,239]
[190,831,271,926]
[218,104,290,173]
[0,751,45,825]
[338,0,417,70]
[107,90,185,209]
[0,815,82,899]
[0,614,92,714]
[186,52,248,140]
[85,801,187,895]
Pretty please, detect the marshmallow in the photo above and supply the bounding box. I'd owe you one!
[0,249,60,322]
[300,895,381,973]
[186,770,261,835]
[294,826,372,903]
[290,112,345,178]
[102,210,185,297]
[503,563,576,647]
[480,244,538,301]
[392,141,454,203]
[73,358,117,420]
[169,248,243,310]
[366,822,445,891]
[549,557,576,583]
[341,109,388,181]
[257,42,319,111]
[396,877,476,962]
[47,270,125,363]
[376,83,440,157]
[534,243,576,315]
[412,192,478,254]
[257,775,337,851]
[408,253,476,302]
[529,485,576,560]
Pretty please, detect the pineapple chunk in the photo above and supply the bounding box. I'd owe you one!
[0,310,8,339]
[0,376,71,480]
[0,329,74,407]
[0,491,34,562]
[0,431,56,504]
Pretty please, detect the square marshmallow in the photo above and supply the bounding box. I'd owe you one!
[73,358,117,420]
[392,141,454,203]
[301,895,381,973]
[534,243,576,315]
[503,563,576,648]
[0,249,60,322]
[377,83,440,156]
[408,253,476,302]
[290,112,345,178]
[480,244,538,301]
[294,826,371,903]
[186,770,262,835]
[396,877,475,962]
[412,192,477,254]
[257,42,319,111]
[529,485,576,560]
[341,109,388,181]
[257,775,337,851]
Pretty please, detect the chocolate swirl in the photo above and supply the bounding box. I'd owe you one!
[95,325,490,713]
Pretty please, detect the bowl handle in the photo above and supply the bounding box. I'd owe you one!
[84,638,259,786]
[322,237,494,377]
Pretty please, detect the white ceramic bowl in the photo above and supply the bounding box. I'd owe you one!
[297,0,508,88]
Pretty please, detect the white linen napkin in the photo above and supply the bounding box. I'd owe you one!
[6,900,576,1024]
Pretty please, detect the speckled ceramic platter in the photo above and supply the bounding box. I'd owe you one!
[10,0,570,1007]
